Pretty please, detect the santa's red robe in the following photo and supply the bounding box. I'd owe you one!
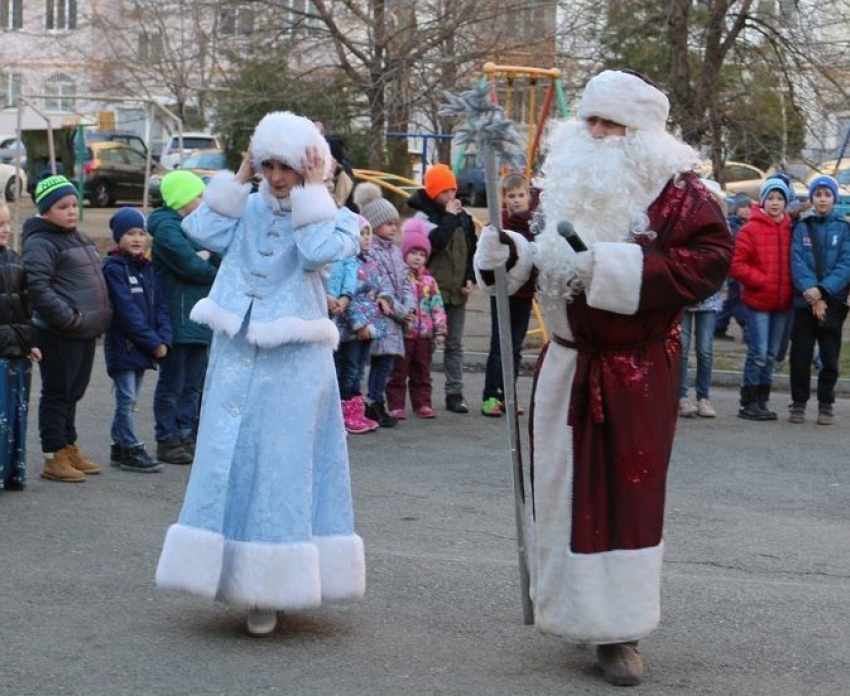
[526,172,731,643]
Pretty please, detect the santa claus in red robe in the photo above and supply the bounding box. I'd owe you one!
[474,69,732,686]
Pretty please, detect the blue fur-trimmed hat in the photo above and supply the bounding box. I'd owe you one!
[808,174,839,202]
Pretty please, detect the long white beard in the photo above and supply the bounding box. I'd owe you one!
[532,120,699,301]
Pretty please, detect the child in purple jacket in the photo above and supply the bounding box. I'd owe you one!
[386,218,447,418]
[354,183,415,428]
[331,217,391,434]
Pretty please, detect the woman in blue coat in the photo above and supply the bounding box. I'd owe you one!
[155,112,364,636]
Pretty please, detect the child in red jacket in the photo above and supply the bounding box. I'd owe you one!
[730,175,793,421]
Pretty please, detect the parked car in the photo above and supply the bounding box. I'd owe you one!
[147,148,227,206]
[82,141,164,207]
[456,152,487,206]
[85,131,149,158]
[697,160,766,199]
[0,135,27,168]
[0,161,27,201]
[159,132,221,170]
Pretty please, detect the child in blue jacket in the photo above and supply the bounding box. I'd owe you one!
[103,208,171,472]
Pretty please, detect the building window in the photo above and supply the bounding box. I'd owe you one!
[0,72,21,108]
[43,72,76,112]
[287,0,320,35]
[220,5,255,36]
[0,0,23,30]
[45,0,77,30]
[138,30,163,61]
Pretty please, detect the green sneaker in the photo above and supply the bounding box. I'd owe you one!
[481,397,503,417]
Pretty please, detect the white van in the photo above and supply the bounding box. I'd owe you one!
[159,132,221,170]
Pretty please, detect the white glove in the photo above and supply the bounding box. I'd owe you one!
[573,250,593,287]
[475,225,510,270]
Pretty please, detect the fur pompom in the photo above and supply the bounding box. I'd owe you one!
[353,181,383,210]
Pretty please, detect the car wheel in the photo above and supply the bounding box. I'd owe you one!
[93,181,113,207]
[4,175,22,202]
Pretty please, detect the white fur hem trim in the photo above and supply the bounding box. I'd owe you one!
[203,171,251,218]
[247,315,340,349]
[291,184,339,229]
[156,524,225,597]
[216,539,321,610]
[191,298,340,348]
[190,298,243,337]
[535,542,663,643]
[585,242,643,315]
[313,534,366,601]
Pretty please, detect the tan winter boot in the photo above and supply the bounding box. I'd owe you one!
[596,641,644,686]
[64,444,102,475]
[41,449,86,483]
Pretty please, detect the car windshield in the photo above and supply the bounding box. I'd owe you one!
[183,152,225,169]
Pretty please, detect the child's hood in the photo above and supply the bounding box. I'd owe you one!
[22,215,74,240]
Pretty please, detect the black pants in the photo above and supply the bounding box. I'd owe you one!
[34,328,95,453]
[789,307,843,405]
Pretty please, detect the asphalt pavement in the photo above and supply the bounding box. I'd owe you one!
[2,202,849,695]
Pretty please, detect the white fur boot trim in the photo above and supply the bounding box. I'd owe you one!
[190,298,243,337]
[313,534,366,601]
[216,538,321,610]
[156,524,225,597]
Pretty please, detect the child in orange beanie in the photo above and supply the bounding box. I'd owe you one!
[406,164,477,413]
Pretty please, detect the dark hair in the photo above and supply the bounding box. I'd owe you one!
[501,172,528,192]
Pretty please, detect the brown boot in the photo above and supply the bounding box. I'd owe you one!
[596,641,644,686]
[64,444,101,475]
[41,449,86,483]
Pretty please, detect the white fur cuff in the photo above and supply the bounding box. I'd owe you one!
[585,242,644,315]
[190,297,243,337]
[246,316,340,349]
[203,171,252,218]
[314,534,366,601]
[291,184,339,229]
[156,524,225,597]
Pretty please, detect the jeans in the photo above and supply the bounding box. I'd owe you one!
[789,307,843,405]
[680,310,716,400]
[111,369,145,446]
[335,339,371,400]
[483,296,533,401]
[34,328,95,453]
[443,303,466,397]
[742,307,790,386]
[154,343,208,442]
[715,278,748,339]
[367,354,396,403]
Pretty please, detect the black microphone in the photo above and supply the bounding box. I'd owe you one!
[556,221,587,252]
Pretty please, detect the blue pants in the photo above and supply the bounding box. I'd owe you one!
[367,354,396,403]
[680,310,716,400]
[483,295,533,401]
[742,307,790,386]
[154,343,208,442]
[111,369,145,446]
[335,339,371,400]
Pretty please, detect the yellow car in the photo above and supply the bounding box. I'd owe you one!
[696,160,766,199]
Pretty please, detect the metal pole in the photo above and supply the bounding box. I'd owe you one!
[483,144,534,625]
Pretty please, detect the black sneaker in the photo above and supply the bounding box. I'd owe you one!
[120,444,163,473]
[365,400,398,428]
[181,435,197,457]
[110,443,124,467]
[446,394,469,414]
[157,437,194,465]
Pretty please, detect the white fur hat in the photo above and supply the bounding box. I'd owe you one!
[577,70,670,134]
[250,111,331,176]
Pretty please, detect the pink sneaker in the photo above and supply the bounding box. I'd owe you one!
[389,408,407,420]
[415,405,437,419]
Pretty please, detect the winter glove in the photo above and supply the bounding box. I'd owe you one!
[475,225,510,270]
